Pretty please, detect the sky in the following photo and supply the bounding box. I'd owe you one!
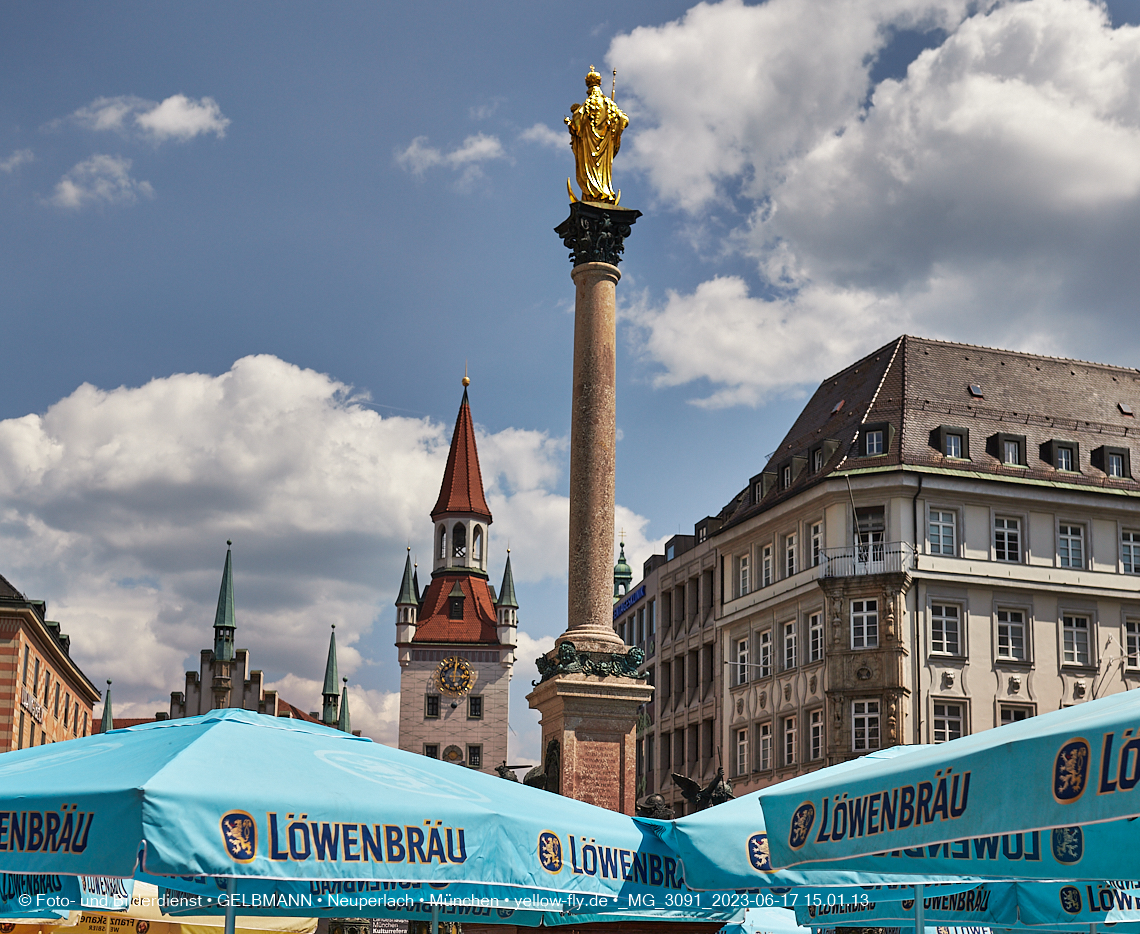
[4,0,1140,761]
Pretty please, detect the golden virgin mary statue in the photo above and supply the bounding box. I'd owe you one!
[565,66,629,204]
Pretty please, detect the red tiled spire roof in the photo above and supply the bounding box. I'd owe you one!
[431,389,492,521]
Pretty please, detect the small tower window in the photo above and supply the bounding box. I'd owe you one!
[452,523,467,559]
[437,525,446,560]
[473,526,483,561]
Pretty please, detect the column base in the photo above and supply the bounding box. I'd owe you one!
[526,673,654,814]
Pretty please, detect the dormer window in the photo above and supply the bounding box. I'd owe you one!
[1093,445,1131,479]
[946,433,962,458]
[452,523,467,559]
[448,582,466,619]
[866,431,884,455]
[782,465,792,488]
[989,433,1026,467]
[861,422,892,457]
[812,448,824,472]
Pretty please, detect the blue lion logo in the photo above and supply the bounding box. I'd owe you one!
[537,831,562,873]
[1052,826,1084,863]
[747,833,772,871]
[788,802,816,850]
[1054,739,1090,802]
[219,811,256,862]
[496,909,515,919]
[1060,885,1083,914]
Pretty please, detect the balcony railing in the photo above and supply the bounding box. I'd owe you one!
[819,541,914,578]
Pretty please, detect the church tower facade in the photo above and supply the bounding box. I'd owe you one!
[396,385,516,773]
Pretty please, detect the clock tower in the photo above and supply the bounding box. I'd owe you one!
[395,381,517,773]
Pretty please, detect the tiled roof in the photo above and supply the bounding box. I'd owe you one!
[412,572,500,644]
[94,717,156,733]
[431,390,492,521]
[0,573,25,601]
[720,335,1140,530]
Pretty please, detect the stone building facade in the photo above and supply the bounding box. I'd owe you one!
[395,386,517,774]
[627,335,1140,810]
[0,573,101,749]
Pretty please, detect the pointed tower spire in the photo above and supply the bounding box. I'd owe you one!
[431,385,492,522]
[321,625,340,727]
[412,561,421,603]
[496,549,519,653]
[101,680,113,733]
[497,551,519,610]
[338,677,351,733]
[214,540,236,662]
[395,548,419,647]
[396,549,417,606]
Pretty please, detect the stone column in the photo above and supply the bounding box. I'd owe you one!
[565,260,623,652]
[527,200,651,816]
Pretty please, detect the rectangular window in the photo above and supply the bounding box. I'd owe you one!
[1059,524,1085,569]
[738,555,750,597]
[782,465,792,489]
[851,599,879,649]
[809,612,823,662]
[735,637,749,686]
[929,510,956,555]
[758,722,772,770]
[467,745,482,768]
[995,516,1021,563]
[784,620,797,670]
[759,630,772,677]
[1000,706,1031,725]
[1127,621,1140,670]
[784,533,797,578]
[1123,531,1140,574]
[811,522,823,567]
[1003,439,1022,466]
[1110,452,1126,478]
[53,684,60,718]
[930,604,961,655]
[866,430,884,455]
[762,545,773,587]
[63,693,70,728]
[424,744,440,759]
[82,712,87,736]
[735,728,749,777]
[783,716,797,766]
[945,433,963,459]
[855,507,885,564]
[32,658,39,695]
[22,646,29,685]
[810,709,824,760]
[17,711,24,750]
[813,448,824,472]
[997,609,1026,660]
[933,702,964,743]
[467,695,483,719]
[1057,446,1074,471]
[853,700,880,751]
[1063,615,1091,666]
[425,695,441,719]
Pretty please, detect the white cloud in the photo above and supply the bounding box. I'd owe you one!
[612,0,1140,403]
[507,629,555,767]
[67,94,229,142]
[49,154,154,209]
[0,356,655,760]
[395,133,505,186]
[519,123,567,150]
[0,149,33,173]
[262,673,400,745]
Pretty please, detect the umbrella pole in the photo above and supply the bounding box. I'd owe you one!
[224,876,237,934]
[913,883,924,934]
[431,904,439,934]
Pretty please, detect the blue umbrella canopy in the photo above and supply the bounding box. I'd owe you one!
[749,691,1140,870]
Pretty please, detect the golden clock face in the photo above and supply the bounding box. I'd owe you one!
[437,656,474,697]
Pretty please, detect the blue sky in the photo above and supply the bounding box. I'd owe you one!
[4,0,1140,758]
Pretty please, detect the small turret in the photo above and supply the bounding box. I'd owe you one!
[613,534,633,600]
[214,541,236,662]
[100,679,113,733]
[495,551,518,663]
[338,677,351,733]
[396,548,418,645]
[321,625,340,727]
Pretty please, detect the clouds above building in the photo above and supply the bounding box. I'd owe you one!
[0,355,661,738]
[614,0,1140,405]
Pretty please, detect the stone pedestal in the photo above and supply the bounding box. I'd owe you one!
[527,673,653,815]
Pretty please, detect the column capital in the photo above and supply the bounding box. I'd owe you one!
[555,201,642,266]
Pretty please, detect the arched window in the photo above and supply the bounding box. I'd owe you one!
[452,523,467,559]
[472,526,483,561]
[437,525,446,560]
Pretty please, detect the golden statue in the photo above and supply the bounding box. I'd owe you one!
[566,66,628,205]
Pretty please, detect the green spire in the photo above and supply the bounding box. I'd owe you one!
[100,680,113,733]
[613,535,633,599]
[213,541,235,662]
[321,625,340,726]
[338,677,351,733]
[496,551,518,609]
[396,549,417,606]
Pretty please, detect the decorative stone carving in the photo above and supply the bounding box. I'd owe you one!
[885,695,898,743]
[736,698,743,715]
[941,671,955,689]
[783,683,792,701]
[758,691,767,707]
[809,675,817,693]
[1008,675,1021,694]
[882,593,896,641]
[635,794,675,819]
[1074,679,1087,699]
[523,739,562,794]
[555,201,641,266]
[533,641,647,684]
[856,665,873,681]
[831,602,844,645]
[672,768,735,810]
[495,761,519,781]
